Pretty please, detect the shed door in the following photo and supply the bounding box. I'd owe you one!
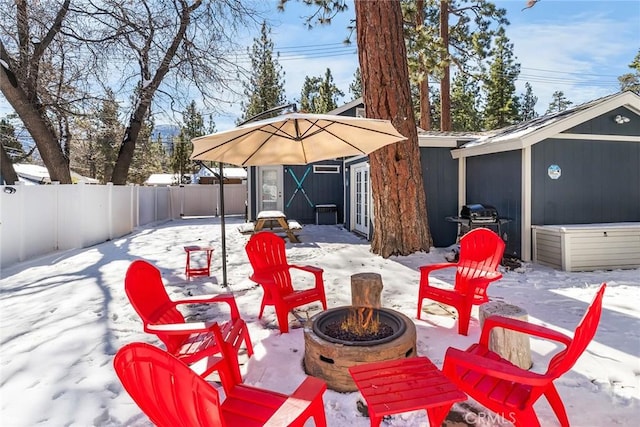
[352,163,370,237]
[258,166,283,212]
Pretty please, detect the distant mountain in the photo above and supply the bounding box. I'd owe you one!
[153,124,180,141]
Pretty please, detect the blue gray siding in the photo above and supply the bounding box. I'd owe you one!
[466,150,522,257]
[420,147,458,247]
[531,138,640,225]
[284,161,344,224]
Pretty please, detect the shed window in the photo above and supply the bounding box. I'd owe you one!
[313,165,341,174]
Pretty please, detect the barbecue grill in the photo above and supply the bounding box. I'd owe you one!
[447,203,510,241]
[460,204,498,224]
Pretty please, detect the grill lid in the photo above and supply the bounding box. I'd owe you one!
[460,204,498,223]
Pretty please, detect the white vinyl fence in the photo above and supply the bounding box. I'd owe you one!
[0,182,247,271]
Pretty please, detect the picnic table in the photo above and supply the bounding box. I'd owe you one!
[238,210,302,243]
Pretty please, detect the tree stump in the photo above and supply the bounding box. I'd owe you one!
[351,273,383,308]
[479,301,532,370]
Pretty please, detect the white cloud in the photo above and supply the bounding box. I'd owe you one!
[509,12,638,112]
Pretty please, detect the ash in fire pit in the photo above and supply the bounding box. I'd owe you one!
[323,319,393,342]
[312,307,406,346]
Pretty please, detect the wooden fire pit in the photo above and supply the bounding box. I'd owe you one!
[303,307,416,392]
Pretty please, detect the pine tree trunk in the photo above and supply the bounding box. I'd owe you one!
[355,0,432,258]
[417,0,431,130]
[440,0,451,131]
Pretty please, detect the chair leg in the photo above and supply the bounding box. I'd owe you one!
[416,295,424,320]
[546,385,570,427]
[457,304,471,336]
[276,307,290,333]
[258,296,267,319]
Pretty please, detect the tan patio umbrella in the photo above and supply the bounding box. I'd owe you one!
[191,113,407,166]
[190,112,407,286]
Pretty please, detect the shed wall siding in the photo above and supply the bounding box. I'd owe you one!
[284,162,344,224]
[531,139,640,225]
[564,106,640,136]
[466,150,522,257]
[420,147,458,247]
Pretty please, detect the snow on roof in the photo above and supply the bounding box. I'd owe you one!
[196,166,247,180]
[144,173,182,185]
[12,163,99,184]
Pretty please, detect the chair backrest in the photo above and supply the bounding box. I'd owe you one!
[245,232,294,293]
[114,342,226,427]
[125,260,186,351]
[455,228,506,296]
[547,283,606,379]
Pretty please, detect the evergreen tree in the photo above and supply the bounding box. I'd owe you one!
[618,49,640,94]
[483,27,521,130]
[349,67,363,100]
[402,0,508,130]
[300,76,322,113]
[240,21,286,123]
[451,72,482,131]
[546,91,573,114]
[519,82,538,121]
[172,101,205,183]
[299,69,345,113]
[0,117,25,160]
[96,90,123,183]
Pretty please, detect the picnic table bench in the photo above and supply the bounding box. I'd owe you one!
[238,210,302,243]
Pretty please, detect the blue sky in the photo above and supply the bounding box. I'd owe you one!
[2,1,638,134]
[211,0,638,131]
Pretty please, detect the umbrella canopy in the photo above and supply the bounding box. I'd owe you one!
[189,112,406,287]
[190,113,407,165]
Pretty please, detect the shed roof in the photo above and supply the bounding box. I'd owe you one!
[451,91,640,159]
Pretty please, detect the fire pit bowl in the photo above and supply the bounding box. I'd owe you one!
[312,307,407,346]
[304,306,416,392]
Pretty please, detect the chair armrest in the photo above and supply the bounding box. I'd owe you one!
[444,347,549,386]
[263,376,327,427]
[479,315,572,347]
[145,321,218,335]
[173,293,241,320]
[419,262,457,276]
[290,264,323,274]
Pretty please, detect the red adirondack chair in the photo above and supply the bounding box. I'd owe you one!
[417,227,505,335]
[245,231,327,333]
[114,341,328,427]
[442,283,607,427]
[124,259,253,381]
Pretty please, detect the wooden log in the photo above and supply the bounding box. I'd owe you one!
[479,301,532,370]
[351,273,383,308]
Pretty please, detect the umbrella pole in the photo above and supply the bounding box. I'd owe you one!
[219,162,227,287]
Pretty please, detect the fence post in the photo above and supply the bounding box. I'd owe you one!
[15,182,26,263]
[107,182,114,240]
[131,184,138,230]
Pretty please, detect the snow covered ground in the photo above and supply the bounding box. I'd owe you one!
[1,216,638,426]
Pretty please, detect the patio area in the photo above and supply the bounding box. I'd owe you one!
[1,216,638,426]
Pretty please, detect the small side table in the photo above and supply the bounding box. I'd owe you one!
[184,245,214,280]
[349,357,466,427]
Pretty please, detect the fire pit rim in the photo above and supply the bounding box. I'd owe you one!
[310,306,407,347]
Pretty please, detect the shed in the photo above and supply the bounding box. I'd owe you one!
[344,131,477,247]
[246,99,365,224]
[451,91,640,265]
